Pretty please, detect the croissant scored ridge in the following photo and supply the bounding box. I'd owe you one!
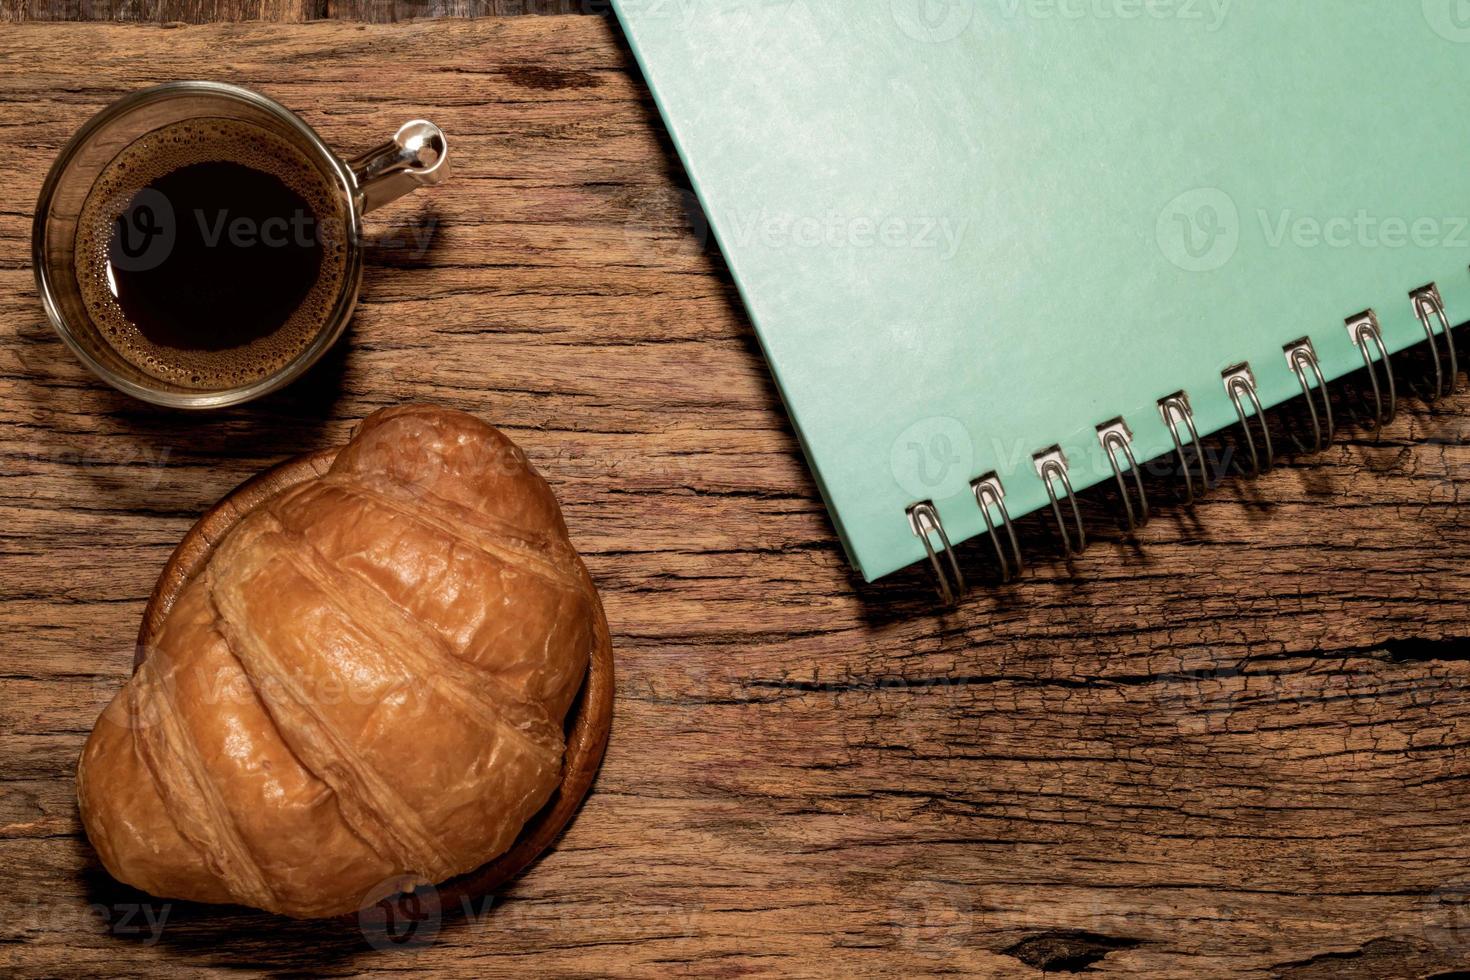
[77,405,603,918]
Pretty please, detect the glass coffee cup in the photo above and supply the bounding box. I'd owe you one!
[33,80,448,409]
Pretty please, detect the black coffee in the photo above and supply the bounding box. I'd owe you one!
[75,118,349,390]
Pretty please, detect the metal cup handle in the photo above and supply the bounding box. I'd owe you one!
[347,120,449,214]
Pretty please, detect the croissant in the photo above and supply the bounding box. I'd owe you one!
[77,405,606,918]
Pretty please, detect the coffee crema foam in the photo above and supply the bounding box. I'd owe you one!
[74,118,350,390]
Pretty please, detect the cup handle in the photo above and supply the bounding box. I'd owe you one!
[347,120,449,214]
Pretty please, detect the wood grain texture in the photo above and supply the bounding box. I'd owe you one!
[325,0,599,22]
[0,0,592,23]
[0,0,320,22]
[3,18,1470,979]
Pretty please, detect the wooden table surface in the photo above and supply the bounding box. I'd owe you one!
[4,12,1470,980]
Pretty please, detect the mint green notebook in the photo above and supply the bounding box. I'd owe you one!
[612,1,1470,582]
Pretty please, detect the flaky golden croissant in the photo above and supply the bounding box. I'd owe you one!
[77,405,606,918]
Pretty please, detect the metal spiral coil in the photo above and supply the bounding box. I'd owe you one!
[1097,419,1149,536]
[1346,310,1397,430]
[1159,391,1207,505]
[907,501,964,606]
[903,282,1458,604]
[1033,447,1086,557]
[1413,284,1457,400]
[1283,338,1335,454]
[972,473,1023,583]
[1223,363,1274,477]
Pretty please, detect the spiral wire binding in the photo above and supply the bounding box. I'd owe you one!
[1097,419,1149,535]
[1158,391,1207,505]
[903,279,1460,604]
[1346,310,1397,429]
[1223,363,1274,477]
[1034,447,1086,557]
[971,473,1024,583]
[907,501,964,605]
[1413,284,1458,400]
[1283,338,1335,453]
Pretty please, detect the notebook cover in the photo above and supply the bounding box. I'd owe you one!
[612,0,1470,582]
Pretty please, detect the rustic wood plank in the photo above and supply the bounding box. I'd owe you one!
[0,0,593,22]
[326,0,598,21]
[3,18,1470,979]
[0,0,321,22]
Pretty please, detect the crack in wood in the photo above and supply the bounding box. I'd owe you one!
[1001,930,1142,973]
[1273,937,1459,979]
